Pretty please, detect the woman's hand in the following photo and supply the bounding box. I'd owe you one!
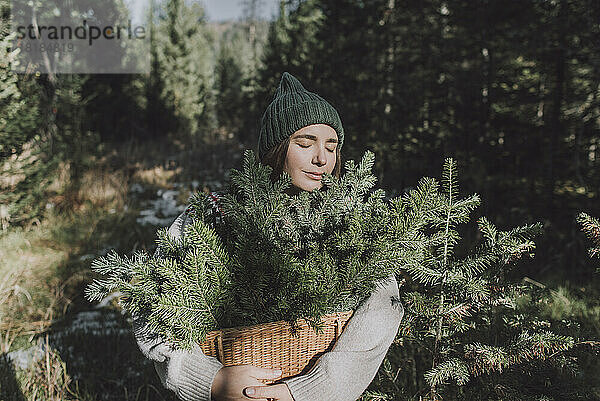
[211,365,289,401]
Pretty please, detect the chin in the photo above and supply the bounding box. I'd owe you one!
[300,181,322,192]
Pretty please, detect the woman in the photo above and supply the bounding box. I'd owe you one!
[134,72,404,401]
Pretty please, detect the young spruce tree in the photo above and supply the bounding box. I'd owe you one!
[363,159,577,401]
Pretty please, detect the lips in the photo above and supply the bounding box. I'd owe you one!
[304,171,323,180]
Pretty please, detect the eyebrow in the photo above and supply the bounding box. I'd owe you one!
[292,134,338,143]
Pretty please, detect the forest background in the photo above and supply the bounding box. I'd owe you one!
[1,0,599,400]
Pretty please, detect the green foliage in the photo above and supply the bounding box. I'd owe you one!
[358,176,599,401]
[86,221,234,349]
[87,153,589,400]
[86,150,401,348]
[215,39,245,136]
[255,0,324,117]
[578,212,600,271]
[217,150,398,330]
[0,2,99,227]
[382,159,585,400]
[153,0,215,139]
[0,28,38,160]
[0,0,41,226]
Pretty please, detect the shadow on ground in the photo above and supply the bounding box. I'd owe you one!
[46,309,178,401]
[0,353,27,401]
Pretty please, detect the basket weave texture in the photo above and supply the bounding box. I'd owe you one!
[199,310,354,381]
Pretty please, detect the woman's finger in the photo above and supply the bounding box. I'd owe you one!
[247,365,282,380]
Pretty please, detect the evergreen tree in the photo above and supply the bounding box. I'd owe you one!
[255,0,600,281]
[0,29,37,160]
[363,161,595,401]
[210,18,269,146]
[215,34,245,137]
[255,0,324,123]
[0,0,93,226]
[154,0,214,141]
[0,0,40,228]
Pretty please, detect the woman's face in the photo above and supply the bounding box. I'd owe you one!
[284,124,338,191]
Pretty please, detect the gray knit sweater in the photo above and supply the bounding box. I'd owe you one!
[133,201,404,401]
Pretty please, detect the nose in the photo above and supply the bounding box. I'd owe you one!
[312,145,327,166]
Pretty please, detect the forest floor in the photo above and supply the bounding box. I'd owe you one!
[0,137,242,400]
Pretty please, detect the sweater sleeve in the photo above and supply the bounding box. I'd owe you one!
[133,210,224,401]
[283,275,404,401]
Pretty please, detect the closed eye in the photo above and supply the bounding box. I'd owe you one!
[296,141,336,152]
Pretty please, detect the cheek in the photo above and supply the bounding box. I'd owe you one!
[286,149,308,172]
[284,148,303,175]
[326,152,337,173]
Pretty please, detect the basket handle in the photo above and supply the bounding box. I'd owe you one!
[216,331,224,363]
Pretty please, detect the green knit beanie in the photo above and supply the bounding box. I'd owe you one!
[258,72,344,160]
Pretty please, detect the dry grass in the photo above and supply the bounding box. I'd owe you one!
[0,139,174,398]
[0,140,145,349]
[0,209,159,400]
[132,164,183,188]
[0,226,68,352]
[16,336,86,401]
[0,336,93,401]
[44,162,132,216]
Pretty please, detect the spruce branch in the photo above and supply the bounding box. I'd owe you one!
[424,358,470,386]
[87,149,412,349]
[578,212,600,263]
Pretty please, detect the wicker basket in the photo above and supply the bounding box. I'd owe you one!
[199,310,354,381]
